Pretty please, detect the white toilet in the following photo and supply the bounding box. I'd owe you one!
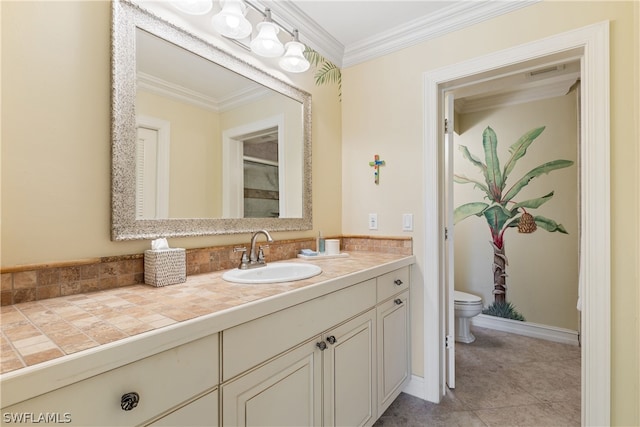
[454,290,483,343]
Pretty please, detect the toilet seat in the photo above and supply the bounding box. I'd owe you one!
[454,290,482,304]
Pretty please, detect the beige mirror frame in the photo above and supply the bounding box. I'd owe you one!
[111,0,312,240]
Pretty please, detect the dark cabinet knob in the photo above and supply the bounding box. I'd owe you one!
[394,279,403,286]
[394,298,403,305]
[121,392,139,411]
[326,335,337,345]
[316,341,327,351]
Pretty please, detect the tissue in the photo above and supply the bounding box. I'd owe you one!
[145,238,186,287]
[151,237,169,250]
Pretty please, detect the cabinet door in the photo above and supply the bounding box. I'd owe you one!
[147,389,218,427]
[221,339,322,427]
[377,291,410,415]
[323,309,377,427]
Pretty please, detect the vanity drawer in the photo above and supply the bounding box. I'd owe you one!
[223,279,376,381]
[377,266,410,303]
[4,333,219,427]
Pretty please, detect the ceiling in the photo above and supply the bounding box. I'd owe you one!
[264,0,539,67]
[135,0,579,113]
[260,0,579,111]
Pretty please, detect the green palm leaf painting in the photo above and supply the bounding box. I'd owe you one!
[454,126,573,309]
[304,48,341,99]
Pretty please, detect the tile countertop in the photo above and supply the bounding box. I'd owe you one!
[0,252,414,378]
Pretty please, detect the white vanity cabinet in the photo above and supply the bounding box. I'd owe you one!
[221,279,377,382]
[221,265,411,427]
[1,259,413,427]
[3,334,219,427]
[221,279,377,427]
[221,309,377,427]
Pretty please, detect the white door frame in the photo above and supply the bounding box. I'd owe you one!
[422,21,610,426]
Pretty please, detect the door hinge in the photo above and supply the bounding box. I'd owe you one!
[445,335,453,349]
[444,118,449,133]
[444,227,448,240]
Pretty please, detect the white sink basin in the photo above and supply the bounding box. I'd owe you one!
[222,262,322,284]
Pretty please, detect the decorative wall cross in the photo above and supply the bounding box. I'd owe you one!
[369,154,385,184]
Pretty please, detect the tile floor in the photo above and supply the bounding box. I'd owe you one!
[375,326,581,426]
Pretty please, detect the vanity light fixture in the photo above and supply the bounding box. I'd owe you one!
[279,30,310,73]
[170,0,213,15]
[249,9,284,57]
[211,0,252,39]
[171,0,310,73]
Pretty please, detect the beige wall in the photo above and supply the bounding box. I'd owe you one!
[1,0,638,424]
[454,95,579,330]
[137,90,222,218]
[342,1,638,424]
[0,1,342,266]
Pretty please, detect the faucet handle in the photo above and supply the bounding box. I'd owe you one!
[258,245,270,263]
[234,247,249,269]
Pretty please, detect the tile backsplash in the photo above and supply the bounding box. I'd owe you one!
[1,235,412,306]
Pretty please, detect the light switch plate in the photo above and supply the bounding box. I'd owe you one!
[369,213,378,230]
[402,213,413,231]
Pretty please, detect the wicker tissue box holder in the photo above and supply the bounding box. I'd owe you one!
[144,248,186,287]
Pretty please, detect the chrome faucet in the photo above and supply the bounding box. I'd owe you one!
[235,230,274,269]
[250,229,273,263]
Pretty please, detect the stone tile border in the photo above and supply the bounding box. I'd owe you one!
[1,236,412,306]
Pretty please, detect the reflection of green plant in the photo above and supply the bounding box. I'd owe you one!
[482,301,526,321]
[454,126,574,305]
[304,48,341,99]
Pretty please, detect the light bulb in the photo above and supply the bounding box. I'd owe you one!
[279,41,310,73]
[250,21,284,57]
[224,15,240,29]
[211,0,252,39]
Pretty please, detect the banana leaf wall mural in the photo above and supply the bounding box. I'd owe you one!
[454,125,574,320]
[304,48,341,100]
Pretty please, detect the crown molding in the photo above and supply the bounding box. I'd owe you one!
[272,1,539,69]
[455,77,578,114]
[263,1,345,67]
[137,72,273,112]
[342,1,539,68]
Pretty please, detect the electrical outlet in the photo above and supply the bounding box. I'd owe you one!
[369,213,378,230]
[402,213,413,231]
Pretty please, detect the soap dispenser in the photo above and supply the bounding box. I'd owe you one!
[318,232,325,254]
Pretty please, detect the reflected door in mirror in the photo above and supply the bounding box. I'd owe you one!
[243,134,279,218]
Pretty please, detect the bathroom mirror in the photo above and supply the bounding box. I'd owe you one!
[111,0,312,240]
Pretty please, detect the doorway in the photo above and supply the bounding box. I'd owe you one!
[221,115,285,218]
[452,70,581,337]
[242,128,280,218]
[422,21,610,426]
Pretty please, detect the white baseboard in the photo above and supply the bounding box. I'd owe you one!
[402,375,426,400]
[471,314,580,346]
